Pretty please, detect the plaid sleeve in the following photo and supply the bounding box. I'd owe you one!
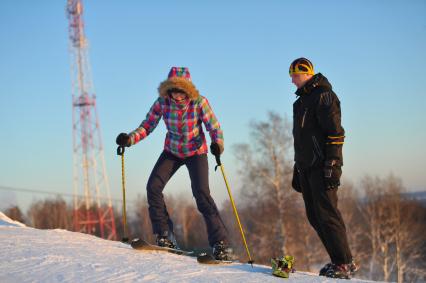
[129,98,163,146]
[199,96,224,146]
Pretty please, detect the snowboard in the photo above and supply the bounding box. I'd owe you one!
[196,253,234,264]
[130,238,194,256]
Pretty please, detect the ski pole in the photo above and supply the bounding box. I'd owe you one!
[214,154,254,266]
[117,146,129,243]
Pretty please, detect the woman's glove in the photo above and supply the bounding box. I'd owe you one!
[116,133,130,147]
[210,142,224,156]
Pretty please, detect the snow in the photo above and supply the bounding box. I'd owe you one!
[0,211,26,227]
[0,211,376,282]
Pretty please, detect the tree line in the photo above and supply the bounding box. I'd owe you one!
[4,112,426,282]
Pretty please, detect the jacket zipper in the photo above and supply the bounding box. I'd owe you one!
[301,108,307,128]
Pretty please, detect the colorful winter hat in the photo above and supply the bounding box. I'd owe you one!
[168,67,192,81]
[289,57,314,76]
[158,67,200,100]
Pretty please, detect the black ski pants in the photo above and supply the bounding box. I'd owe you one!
[297,165,352,265]
[146,150,227,246]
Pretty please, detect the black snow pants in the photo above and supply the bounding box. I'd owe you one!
[146,150,227,246]
[297,165,353,265]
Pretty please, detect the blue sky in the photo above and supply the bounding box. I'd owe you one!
[1,0,425,211]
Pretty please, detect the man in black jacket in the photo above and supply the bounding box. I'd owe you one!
[289,58,357,279]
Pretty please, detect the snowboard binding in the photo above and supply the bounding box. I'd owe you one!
[271,255,295,278]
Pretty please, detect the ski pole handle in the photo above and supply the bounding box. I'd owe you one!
[117,146,125,156]
[214,154,221,171]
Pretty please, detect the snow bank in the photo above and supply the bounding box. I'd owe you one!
[0,221,376,282]
[0,211,26,227]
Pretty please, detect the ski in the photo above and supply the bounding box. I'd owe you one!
[130,238,194,256]
[197,253,234,264]
[131,238,236,264]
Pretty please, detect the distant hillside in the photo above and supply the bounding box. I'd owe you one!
[403,191,426,206]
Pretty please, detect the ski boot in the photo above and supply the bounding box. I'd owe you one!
[349,259,359,275]
[320,260,358,276]
[156,231,177,249]
[319,263,333,276]
[212,240,233,261]
[271,255,295,278]
[325,263,353,279]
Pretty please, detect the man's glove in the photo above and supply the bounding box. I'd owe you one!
[291,165,302,193]
[210,142,224,156]
[324,159,342,190]
[116,133,130,147]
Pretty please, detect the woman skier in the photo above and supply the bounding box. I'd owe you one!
[116,67,231,260]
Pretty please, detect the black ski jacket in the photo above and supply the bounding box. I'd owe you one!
[293,73,345,169]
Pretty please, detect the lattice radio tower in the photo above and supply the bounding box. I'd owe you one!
[66,0,116,240]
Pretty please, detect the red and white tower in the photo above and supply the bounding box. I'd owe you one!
[66,0,117,240]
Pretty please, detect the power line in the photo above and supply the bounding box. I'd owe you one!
[0,185,129,204]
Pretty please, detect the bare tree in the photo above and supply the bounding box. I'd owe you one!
[362,176,396,281]
[361,175,426,282]
[234,112,293,255]
[27,197,71,230]
[4,205,26,224]
[384,178,426,283]
[231,112,319,266]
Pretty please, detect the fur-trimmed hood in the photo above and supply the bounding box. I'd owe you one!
[158,77,200,101]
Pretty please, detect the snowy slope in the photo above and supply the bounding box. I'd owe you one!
[0,211,26,227]
[0,212,375,283]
